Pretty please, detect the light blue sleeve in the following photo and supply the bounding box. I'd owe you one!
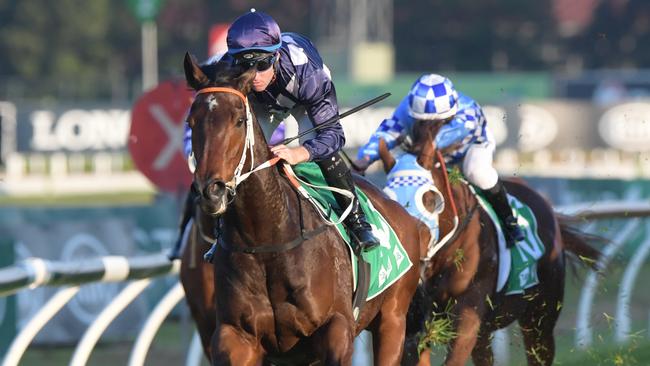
[434,118,472,150]
[183,122,192,158]
[356,96,415,162]
[434,94,486,150]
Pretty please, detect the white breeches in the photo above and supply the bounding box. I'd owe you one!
[460,130,499,190]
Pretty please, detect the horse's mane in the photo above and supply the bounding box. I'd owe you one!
[406,119,460,158]
[199,61,256,93]
[404,120,437,156]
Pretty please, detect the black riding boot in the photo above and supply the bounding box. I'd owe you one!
[168,188,196,260]
[317,152,380,252]
[483,180,525,248]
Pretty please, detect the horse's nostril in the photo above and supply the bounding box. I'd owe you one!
[205,180,226,200]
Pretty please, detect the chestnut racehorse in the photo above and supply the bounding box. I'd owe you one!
[179,53,425,365]
[377,121,602,366]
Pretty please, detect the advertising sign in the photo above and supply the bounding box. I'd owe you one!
[128,80,193,193]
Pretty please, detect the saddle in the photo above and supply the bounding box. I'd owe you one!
[286,162,414,318]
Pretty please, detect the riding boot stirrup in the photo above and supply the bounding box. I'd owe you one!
[484,181,525,248]
[503,216,525,248]
[346,206,380,252]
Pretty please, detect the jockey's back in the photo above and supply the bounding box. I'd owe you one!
[358,92,488,164]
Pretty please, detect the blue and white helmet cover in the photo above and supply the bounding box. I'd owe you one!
[407,74,459,121]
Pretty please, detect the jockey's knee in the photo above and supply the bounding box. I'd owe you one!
[463,166,498,190]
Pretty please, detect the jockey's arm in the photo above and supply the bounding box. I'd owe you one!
[435,118,473,150]
[298,68,345,161]
[356,95,412,163]
[183,121,192,158]
[434,105,482,151]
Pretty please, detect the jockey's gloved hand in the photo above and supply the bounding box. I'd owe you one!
[357,135,381,162]
[357,132,398,163]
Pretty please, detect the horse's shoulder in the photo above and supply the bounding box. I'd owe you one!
[448,179,478,215]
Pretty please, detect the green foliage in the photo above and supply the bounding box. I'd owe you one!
[0,0,313,100]
[394,0,554,71]
[417,301,457,355]
[452,247,465,271]
[447,166,463,185]
[0,0,210,100]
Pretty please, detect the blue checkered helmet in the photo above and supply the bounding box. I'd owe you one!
[227,10,282,55]
[407,74,459,120]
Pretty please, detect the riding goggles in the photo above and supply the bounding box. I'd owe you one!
[233,51,278,71]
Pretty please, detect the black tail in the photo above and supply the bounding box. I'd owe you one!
[557,214,606,272]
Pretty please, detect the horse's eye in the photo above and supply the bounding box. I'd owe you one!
[236,117,245,126]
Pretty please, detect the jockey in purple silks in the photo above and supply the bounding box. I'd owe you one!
[169,10,379,260]
[355,74,525,248]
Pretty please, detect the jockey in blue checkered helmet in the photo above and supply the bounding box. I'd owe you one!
[356,73,525,248]
[407,74,459,121]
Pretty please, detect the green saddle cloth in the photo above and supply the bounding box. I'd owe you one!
[292,162,413,300]
[475,190,546,295]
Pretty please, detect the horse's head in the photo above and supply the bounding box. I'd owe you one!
[377,119,448,179]
[183,52,257,216]
[380,120,448,253]
[408,119,448,170]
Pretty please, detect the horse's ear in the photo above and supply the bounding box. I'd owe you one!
[378,138,396,174]
[233,68,257,94]
[184,52,210,90]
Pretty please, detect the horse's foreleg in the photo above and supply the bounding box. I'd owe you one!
[371,311,408,366]
[444,306,481,366]
[471,328,494,366]
[519,289,561,365]
[520,320,556,366]
[316,312,354,366]
[211,324,263,366]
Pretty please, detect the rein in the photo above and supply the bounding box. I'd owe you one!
[422,150,478,260]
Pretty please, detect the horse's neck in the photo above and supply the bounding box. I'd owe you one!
[431,165,474,226]
[224,133,299,246]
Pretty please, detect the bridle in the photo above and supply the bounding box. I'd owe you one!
[192,86,280,199]
[190,86,327,254]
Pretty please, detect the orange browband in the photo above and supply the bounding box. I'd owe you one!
[195,87,248,105]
